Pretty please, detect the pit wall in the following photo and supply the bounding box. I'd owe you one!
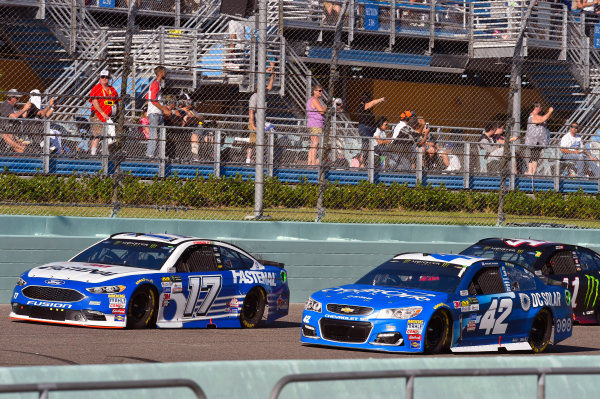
[0,355,598,399]
[1,215,599,303]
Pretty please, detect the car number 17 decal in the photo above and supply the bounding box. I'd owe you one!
[479,298,513,335]
[183,275,222,318]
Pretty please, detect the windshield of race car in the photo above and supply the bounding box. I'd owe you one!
[355,259,464,293]
[460,244,538,271]
[71,239,176,270]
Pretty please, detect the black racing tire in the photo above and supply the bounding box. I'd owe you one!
[529,308,552,353]
[126,285,157,329]
[424,311,451,354]
[595,304,600,325]
[240,288,266,329]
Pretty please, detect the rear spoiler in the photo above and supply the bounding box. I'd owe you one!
[259,259,285,268]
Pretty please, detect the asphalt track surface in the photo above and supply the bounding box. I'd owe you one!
[1,304,599,366]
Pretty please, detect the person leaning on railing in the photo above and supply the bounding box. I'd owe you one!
[525,102,553,175]
[0,89,32,153]
[560,123,600,177]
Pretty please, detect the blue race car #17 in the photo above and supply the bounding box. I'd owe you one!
[301,253,572,353]
[10,233,290,329]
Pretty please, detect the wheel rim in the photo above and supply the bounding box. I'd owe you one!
[530,312,548,348]
[129,290,150,322]
[426,313,445,349]
[242,291,259,320]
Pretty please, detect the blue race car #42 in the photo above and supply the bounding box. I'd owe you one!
[10,233,290,329]
[301,253,572,353]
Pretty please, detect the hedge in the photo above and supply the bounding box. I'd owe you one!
[1,173,600,219]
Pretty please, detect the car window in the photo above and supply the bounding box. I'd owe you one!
[71,239,174,270]
[219,247,246,270]
[460,244,539,272]
[503,265,537,292]
[546,251,578,275]
[468,267,506,295]
[176,245,219,273]
[237,251,255,269]
[576,249,600,271]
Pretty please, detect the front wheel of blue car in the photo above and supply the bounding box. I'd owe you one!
[240,288,266,328]
[529,309,552,353]
[424,311,451,354]
[127,286,157,329]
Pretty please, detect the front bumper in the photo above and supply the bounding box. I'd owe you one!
[10,302,126,328]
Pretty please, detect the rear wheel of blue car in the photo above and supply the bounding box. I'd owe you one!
[127,286,157,329]
[529,309,552,353]
[424,311,451,354]
[240,288,266,328]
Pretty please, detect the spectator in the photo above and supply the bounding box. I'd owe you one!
[139,111,150,140]
[373,115,391,168]
[479,121,504,172]
[248,62,275,164]
[393,110,428,148]
[560,123,599,177]
[415,116,450,168]
[176,95,204,162]
[227,18,252,69]
[576,0,597,36]
[163,95,183,160]
[323,1,342,25]
[390,114,421,171]
[306,85,327,166]
[0,89,32,153]
[357,91,384,167]
[89,69,119,156]
[146,66,171,158]
[525,102,553,175]
[423,141,450,171]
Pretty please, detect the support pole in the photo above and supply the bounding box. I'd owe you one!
[253,0,268,219]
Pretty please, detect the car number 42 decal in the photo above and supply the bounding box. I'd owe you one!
[479,298,512,335]
[183,275,222,318]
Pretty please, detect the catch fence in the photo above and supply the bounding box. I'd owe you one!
[1,0,600,226]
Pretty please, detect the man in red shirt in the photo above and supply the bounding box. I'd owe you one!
[89,69,119,156]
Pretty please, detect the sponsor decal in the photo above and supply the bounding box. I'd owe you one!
[44,279,65,285]
[163,287,171,294]
[13,293,18,300]
[325,314,366,322]
[136,278,153,285]
[385,324,396,331]
[531,292,561,308]
[407,320,424,334]
[564,290,571,307]
[410,341,421,349]
[466,320,477,332]
[89,300,101,306]
[193,241,211,245]
[408,334,422,341]
[26,300,71,309]
[171,275,182,283]
[114,315,125,322]
[303,315,311,323]
[340,307,354,313]
[345,295,372,301]
[162,299,170,307]
[161,282,172,287]
[504,239,547,247]
[161,277,171,282]
[172,283,183,294]
[555,317,572,334]
[584,310,595,315]
[163,293,171,300]
[519,293,531,312]
[112,308,126,314]
[585,275,599,309]
[453,301,461,309]
[277,295,289,311]
[226,298,240,313]
[109,294,126,308]
[460,290,469,296]
[232,270,277,287]
[37,265,117,276]
[280,270,287,284]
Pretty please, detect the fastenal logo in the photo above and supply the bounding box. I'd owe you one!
[585,275,599,309]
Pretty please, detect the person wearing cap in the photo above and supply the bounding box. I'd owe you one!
[560,123,599,177]
[1,89,33,153]
[89,70,119,156]
[525,102,553,175]
[146,65,171,158]
[357,91,385,167]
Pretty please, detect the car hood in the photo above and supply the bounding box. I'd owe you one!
[311,284,448,307]
[26,262,156,283]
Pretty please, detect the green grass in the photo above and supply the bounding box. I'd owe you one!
[1,204,598,228]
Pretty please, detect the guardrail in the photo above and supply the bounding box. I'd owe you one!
[0,379,206,399]
[269,367,600,399]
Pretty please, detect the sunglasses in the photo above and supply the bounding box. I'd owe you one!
[315,89,323,92]
[100,76,110,79]
[571,125,579,129]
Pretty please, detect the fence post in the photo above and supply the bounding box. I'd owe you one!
[389,0,395,49]
[159,27,165,65]
[70,0,77,54]
[101,123,109,175]
[368,138,375,183]
[43,120,50,174]
[416,147,423,184]
[428,0,435,54]
[510,143,515,190]
[214,128,221,178]
[268,131,274,177]
[554,147,560,191]
[464,142,470,189]
[175,0,181,27]
[159,126,166,178]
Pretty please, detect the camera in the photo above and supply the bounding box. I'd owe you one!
[425,122,430,129]
[333,97,343,105]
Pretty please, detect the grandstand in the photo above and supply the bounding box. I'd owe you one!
[2,0,600,193]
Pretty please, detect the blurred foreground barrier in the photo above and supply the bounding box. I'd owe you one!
[269,368,600,399]
[0,379,206,399]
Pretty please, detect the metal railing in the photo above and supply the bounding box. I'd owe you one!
[0,378,206,399]
[268,367,600,399]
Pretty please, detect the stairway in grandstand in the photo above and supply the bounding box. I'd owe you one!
[524,63,585,114]
[0,15,71,86]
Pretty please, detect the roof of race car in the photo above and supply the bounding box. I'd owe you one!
[394,252,498,267]
[474,238,568,250]
[109,232,218,245]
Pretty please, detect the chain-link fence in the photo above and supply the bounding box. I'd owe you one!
[1,0,600,227]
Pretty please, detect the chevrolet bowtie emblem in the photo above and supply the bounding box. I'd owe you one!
[340,307,353,313]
